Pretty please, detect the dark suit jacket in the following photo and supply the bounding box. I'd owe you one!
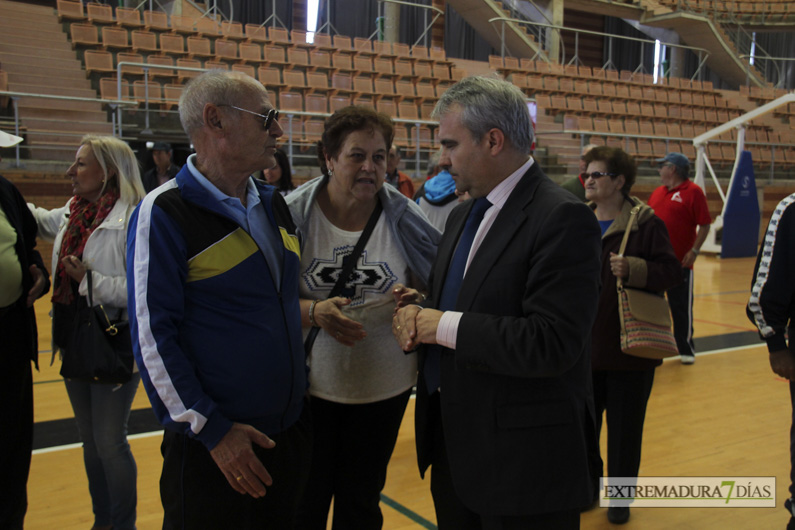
[0,174,50,367]
[415,162,602,516]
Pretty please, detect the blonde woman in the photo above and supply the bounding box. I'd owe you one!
[29,135,145,530]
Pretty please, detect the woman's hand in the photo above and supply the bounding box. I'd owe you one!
[392,283,424,310]
[315,297,366,346]
[609,252,629,280]
[62,255,87,283]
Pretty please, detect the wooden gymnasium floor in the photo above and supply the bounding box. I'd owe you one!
[24,255,792,529]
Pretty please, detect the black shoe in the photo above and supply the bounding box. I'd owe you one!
[607,506,630,524]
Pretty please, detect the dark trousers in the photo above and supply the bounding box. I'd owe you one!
[160,402,312,530]
[427,393,580,530]
[296,388,412,530]
[790,381,795,500]
[592,369,656,480]
[667,267,695,357]
[0,305,34,530]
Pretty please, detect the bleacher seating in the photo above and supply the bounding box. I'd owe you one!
[657,0,795,24]
[492,54,785,163]
[52,5,794,167]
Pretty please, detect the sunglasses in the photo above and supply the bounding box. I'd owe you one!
[583,171,617,179]
[221,105,280,131]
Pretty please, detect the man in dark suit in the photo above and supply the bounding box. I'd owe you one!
[393,76,602,529]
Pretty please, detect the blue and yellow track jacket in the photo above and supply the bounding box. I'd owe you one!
[127,166,306,450]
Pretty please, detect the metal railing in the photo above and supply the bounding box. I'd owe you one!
[114,61,207,136]
[488,16,711,81]
[0,90,135,167]
[0,87,440,175]
[550,127,790,180]
[373,0,444,49]
[693,92,795,201]
[726,25,779,86]
[275,109,437,177]
[739,55,794,89]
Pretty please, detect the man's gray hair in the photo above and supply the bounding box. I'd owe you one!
[179,70,267,137]
[432,76,533,154]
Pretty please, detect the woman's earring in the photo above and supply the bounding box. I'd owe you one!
[328,169,334,178]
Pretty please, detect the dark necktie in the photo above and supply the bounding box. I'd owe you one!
[424,197,492,394]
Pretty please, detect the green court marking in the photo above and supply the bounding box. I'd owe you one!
[380,493,437,529]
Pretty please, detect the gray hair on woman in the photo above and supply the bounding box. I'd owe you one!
[178,70,267,137]
[432,75,533,155]
[80,135,145,205]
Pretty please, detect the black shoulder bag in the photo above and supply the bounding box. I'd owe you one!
[304,201,383,356]
[61,269,134,384]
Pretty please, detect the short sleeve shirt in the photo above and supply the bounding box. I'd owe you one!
[647,180,712,266]
[298,202,416,403]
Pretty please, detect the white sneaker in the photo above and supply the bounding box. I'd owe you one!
[681,354,695,364]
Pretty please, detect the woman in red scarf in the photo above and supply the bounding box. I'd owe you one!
[29,135,146,530]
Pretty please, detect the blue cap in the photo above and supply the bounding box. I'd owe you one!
[656,152,690,178]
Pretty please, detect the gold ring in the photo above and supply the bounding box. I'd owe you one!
[236,475,243,481]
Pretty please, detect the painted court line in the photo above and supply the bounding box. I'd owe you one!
[32,430,164,455]
[33,343,764,456]
[31,342,767,529]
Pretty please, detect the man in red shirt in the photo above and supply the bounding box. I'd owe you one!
[648,152,712,364]
[386,144,415,199]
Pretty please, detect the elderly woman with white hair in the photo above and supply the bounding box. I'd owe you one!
[28,135,145,530]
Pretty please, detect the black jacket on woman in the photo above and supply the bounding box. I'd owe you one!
[591,196,681,371]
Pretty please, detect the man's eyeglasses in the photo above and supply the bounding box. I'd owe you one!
[221,105,280,131]
[583,171,617,179]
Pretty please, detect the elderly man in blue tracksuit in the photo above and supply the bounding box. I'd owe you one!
[127,70,310,529]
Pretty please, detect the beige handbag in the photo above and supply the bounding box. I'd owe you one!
[616,206,679,359]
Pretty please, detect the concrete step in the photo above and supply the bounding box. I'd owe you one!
[10,82,96,99]
[21,112,110,126]
[0,42,76,60]
[0,52,81,71]
[18,98,103,113]
[0,60,84,80]
[24,118,112,135]
[0,12,61,34]
[0,32,70,49]
[25,144,82,162]
[6,71,90,87]
[0,16,60,35]
[538,135,581,149]
[20,108,108,122]
[0,22,65,42]
[0,0,56,17]
[0,158,72,173]
[28,128,112,144]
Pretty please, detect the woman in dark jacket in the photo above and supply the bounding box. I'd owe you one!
[584,146,681,525]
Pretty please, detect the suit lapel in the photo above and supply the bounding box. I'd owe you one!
[455,166,542,311]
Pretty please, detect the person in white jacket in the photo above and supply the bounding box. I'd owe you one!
[28,135,145,530]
